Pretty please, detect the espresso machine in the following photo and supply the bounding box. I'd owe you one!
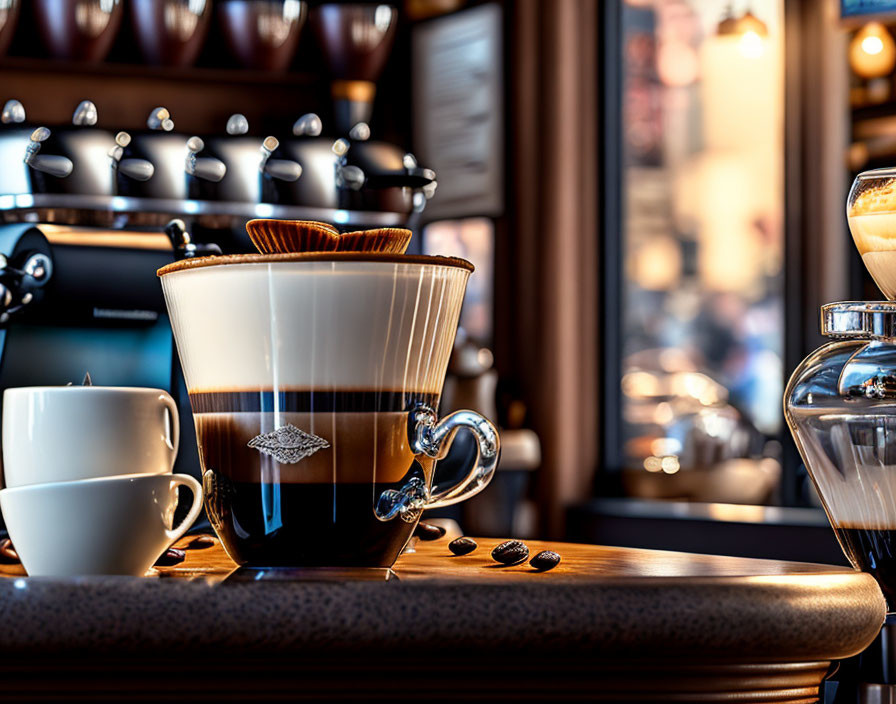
[0,97,437,481]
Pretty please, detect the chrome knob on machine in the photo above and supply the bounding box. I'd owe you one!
[401,152,437,211]
[259,136,301,182]
[146,107,174,132]
[1,100,24,125]
[292,113,322,137]
[24,127,74,179]
[333,133,365,191]
[109,132,154,182]
[226,114,249,136]
[185,136,226,183]
[71,100,98,127]
[348,122,370,142]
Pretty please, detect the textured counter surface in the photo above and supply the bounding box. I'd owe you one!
[0,536,885,702]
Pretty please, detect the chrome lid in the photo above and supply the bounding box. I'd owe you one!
[822,301,896,339]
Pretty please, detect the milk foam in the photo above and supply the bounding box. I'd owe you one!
[846,208,896,299]
[161,260,469,394]
[849,212,896,256]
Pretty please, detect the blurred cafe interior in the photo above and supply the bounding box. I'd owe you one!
[0,0,892,562]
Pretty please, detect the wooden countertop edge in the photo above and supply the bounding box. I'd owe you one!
[0,539,882,662]
[0,570,881,662]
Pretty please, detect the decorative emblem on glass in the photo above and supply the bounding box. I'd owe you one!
[247,424,330,464]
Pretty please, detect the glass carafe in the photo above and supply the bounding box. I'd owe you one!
[785,302,896,609]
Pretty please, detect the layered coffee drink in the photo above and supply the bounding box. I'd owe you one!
[848,170,896,299]
[192,389,439,566]
[160,251,499,569]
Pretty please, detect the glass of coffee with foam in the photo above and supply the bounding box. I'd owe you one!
[158,246,499,572]
[848,168,896,300]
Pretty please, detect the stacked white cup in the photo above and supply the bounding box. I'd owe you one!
[0,385,203,576]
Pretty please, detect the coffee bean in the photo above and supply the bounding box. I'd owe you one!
[185,535,216,550]
[530,550,561,571]
[491,540,529,565]
[414,522,447,541]
[155,548,185,567]
[448,537,478,555]
[0,538,19,564]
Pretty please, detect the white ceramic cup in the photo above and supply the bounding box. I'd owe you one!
[0,473,203,576]
[2,386,179,489]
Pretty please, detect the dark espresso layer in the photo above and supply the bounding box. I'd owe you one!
[834,524,896,607]
[204,475,423,568]
[189,390,439,414]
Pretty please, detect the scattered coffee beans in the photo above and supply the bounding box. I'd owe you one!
[185,535,216,550]
[448,537,478,555]
[0,538,19,564]
[154,548,186,567]
[530,550,561,572]
[491,540,529,566]
[414,522,447,541]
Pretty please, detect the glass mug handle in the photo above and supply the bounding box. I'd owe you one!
[375,406,500,522]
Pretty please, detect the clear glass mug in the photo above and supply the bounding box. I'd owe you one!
[159,252,499,570]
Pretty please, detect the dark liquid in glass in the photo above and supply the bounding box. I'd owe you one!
[835,524,896,607]
[191,389,437,568]
[203,475,422,567]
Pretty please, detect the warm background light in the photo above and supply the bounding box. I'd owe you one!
[849,21,896,79]
[657,41,700,87]
[717,7,769,59]
[627,234,683,291]
[739,30,764,58]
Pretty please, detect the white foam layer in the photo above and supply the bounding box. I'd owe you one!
[161,260,469,394]
[790,406,896,528]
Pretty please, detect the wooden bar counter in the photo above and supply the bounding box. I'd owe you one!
[0,536,885,702]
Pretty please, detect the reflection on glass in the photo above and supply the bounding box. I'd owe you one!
[620,0,784,503]
[423,218,495,345]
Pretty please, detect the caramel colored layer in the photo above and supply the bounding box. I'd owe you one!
[194,411,425,484]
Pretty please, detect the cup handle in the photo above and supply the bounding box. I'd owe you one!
[375,406,499,522]
[165,473,204,544]
[413,407,500,509]
[158,391,180,467]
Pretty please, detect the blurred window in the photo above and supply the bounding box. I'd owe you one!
[618,0,785,503]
